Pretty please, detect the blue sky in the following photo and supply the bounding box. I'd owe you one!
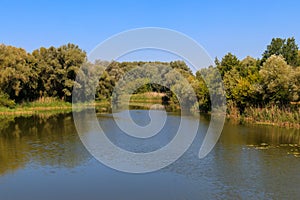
[1,0,299,61]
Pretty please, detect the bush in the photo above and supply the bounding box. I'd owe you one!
[0,92,16,108]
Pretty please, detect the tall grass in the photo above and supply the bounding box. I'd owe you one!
[0,96,112,116]
[242,105,300,128]
[20,97,71,108]
[0,97,90,115]
[129,92,165,102]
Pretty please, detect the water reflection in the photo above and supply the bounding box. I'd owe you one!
[0,111,299,176]
[220,122,300,156]
[0,113,90,175]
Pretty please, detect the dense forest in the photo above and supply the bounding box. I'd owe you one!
[0,37,300,125]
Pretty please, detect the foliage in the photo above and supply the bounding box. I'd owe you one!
[195,66,225,112]
[0,91,15,108]
[259,55,293,105]
[217,52,240,77]
[223,57,260,112]
[32,44,86,102]
[0,44,38,102]
[261,37,299,66]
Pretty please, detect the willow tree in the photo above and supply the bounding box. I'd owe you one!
[0,44,38,102]
[32,43,86,101]
[259,55,293,105]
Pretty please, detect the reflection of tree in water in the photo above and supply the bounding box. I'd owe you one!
[0,113,90,176]
[243,125,300,146]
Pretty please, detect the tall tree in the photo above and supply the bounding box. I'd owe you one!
[239,56,259,76]
[262,37,299,66]
[0,44,38,102]
[259,55,293,105]
[218,53,240,77]
[57,44,86,101]
[223,67,260,112]
[32,44,86,101]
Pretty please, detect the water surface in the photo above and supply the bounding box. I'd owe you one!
[0,110,299,199]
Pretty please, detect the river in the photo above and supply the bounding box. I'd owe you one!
[0,109,299,199]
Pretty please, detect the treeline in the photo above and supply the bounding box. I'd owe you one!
[0,43,195,108]
[216,37,300,114]
[0,43,86,106]
[0,38,300,118]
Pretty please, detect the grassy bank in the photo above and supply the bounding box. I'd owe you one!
[0,98,110,116]
[0,93,165,116]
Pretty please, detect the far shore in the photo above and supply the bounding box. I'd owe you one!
[0,100,299,129]
[0,101,110,116]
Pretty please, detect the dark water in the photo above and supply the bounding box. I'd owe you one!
[0,110,299,200]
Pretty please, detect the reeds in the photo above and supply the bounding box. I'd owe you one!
[242,105,300,128]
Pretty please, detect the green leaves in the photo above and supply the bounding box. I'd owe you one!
[262,37,299,66]
[0,91,15,108]
[217,53,240,77]
[33,43,86,101]
[259,55,293,105]
[0,45,38,102]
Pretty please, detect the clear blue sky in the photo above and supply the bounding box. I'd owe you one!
[1,0,299,60]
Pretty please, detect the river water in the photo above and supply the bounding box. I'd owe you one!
[0,109,299,199]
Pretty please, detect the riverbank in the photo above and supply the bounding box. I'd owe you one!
[0,93,166,116]
[1,97,300,129]
[0,100,110,116]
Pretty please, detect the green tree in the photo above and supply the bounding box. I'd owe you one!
[218,53,240,77]
[0,44,38,102]
[291,67,300,102]
[259,55,293,105]
[97,70,115,100]
[56,44,86,101]
[223,67,260,112]
[196,66,226,111]
[32,46,59,98]
[194,74,210,112]
[73,62,105,102]
[170,60,192,74]
[32,44,86,101]
[262,37,299,66]
[239,56,259,76]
